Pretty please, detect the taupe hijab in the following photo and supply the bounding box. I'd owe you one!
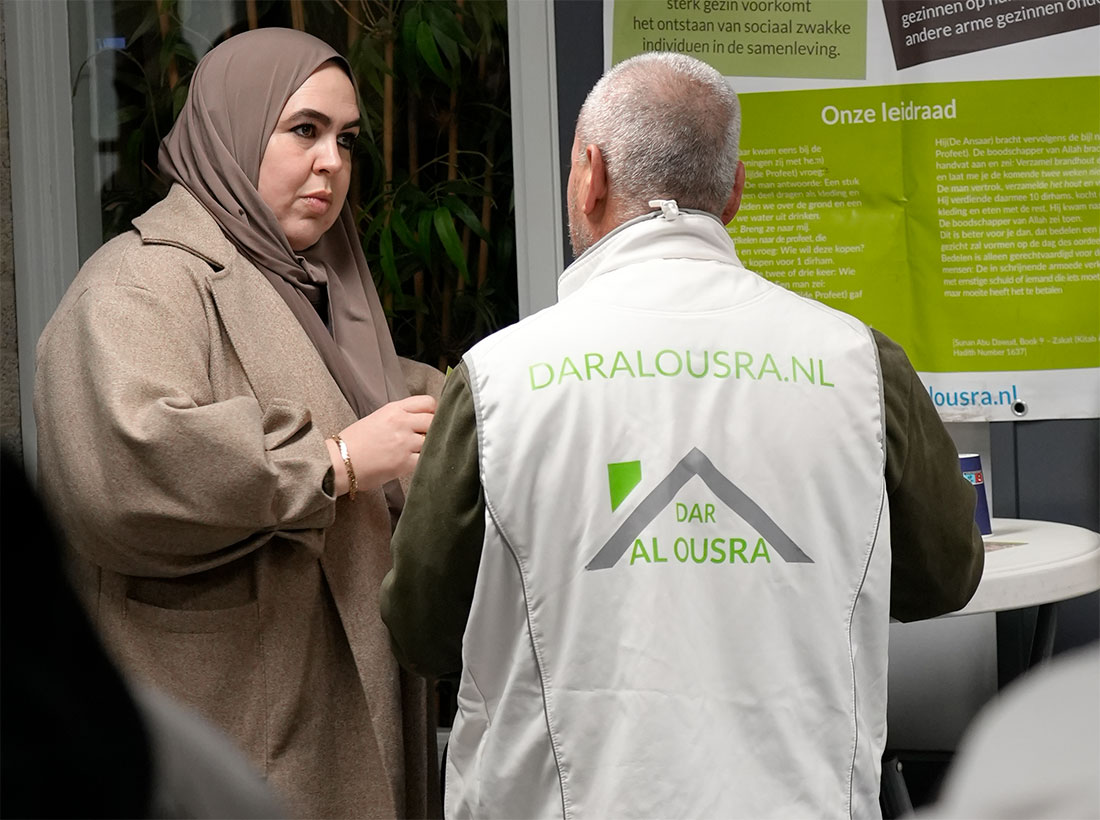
[159,27,407,423]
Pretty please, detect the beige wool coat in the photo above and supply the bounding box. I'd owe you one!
[34,185,444,819]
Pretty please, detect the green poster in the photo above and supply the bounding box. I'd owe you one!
[609,0,1100,420]
[613,0,867,79]
[734,78,1099,372]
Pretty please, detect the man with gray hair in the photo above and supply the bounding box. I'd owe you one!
[568,52,744,251]
[382,53,983,819]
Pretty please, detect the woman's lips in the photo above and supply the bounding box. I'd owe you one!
[301,193,331,213]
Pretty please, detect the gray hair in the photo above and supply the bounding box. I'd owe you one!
[575,52,741,221]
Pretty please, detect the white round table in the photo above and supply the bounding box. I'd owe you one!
[882,518,1100,813]
[950,517,1100,617]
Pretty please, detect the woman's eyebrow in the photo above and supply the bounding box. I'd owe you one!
[285,108,361,130]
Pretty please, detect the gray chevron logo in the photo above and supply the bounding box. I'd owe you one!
[585,447,812,571]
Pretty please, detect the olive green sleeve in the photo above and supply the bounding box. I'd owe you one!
[875,329,985,622]
[381,362,485,679]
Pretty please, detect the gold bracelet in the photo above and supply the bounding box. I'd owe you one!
[330,434,357,500]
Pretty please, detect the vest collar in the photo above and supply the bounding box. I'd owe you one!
[558,206,743,300]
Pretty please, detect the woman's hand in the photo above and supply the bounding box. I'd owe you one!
[326,395,437,496]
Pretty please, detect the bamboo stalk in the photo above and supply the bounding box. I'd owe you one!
[346,2,362,210]
[156,0,179,90]
[245,0,258,29]
[440,81,459,365]
[478,148,493,288]
[290,0,306,31]
[347,0,361,49]
[438,0,467,366]
[384,39,394,184]
[383,35,395,329]
[408,88,425,350]
[476,50,492,289]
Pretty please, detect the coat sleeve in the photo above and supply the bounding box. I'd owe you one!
[399,356,446,400]
[381,362,484,679]
[876,329,985,621]
[34,274,336,579]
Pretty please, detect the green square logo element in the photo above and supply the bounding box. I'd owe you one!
[607,460,642,511]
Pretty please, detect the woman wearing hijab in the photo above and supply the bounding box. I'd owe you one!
[34,28,442,819]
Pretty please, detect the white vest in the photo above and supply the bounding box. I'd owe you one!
[450,209,889,819]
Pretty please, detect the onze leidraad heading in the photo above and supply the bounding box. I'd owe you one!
[821,98,957,125]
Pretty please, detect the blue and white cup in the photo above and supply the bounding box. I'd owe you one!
[959,453,992,536]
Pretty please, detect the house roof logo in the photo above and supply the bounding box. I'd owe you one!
[586,447,813,570]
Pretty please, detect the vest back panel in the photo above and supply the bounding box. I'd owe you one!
[454,215,890,820]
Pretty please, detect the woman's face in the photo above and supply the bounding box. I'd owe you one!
[258,63,360,251]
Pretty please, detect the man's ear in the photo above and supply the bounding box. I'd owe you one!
[583,144,608,215]
[720,160,746,225]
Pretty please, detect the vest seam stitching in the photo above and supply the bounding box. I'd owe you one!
[845,333,889,818]
[464,356,573,820]
[847,485,887,819]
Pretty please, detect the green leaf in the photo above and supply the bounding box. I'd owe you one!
[390,209,417,250]
[495,227,515,270]
[365,41,391,74]
[360,67,387,98]
[172,83,189,119]
[394,290,421,312]
[130,8,158,42]
[396,183,434,210]
[402,6,422,54]
[349,36,391,99]
[435,30,460,70]
[436,178,484,199]
[115,104,145,126]
[417,210,435,264]
[423,2,474,49]
[416,21,450,83]
[170,40,196,62]
[433,206,469,282]
[357,109,376,144]
[379,224,400,291]
[124,129,145,163]
[360,212,385,244]
[444,195,490,242]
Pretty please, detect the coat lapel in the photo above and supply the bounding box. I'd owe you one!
[206,257,353,426]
